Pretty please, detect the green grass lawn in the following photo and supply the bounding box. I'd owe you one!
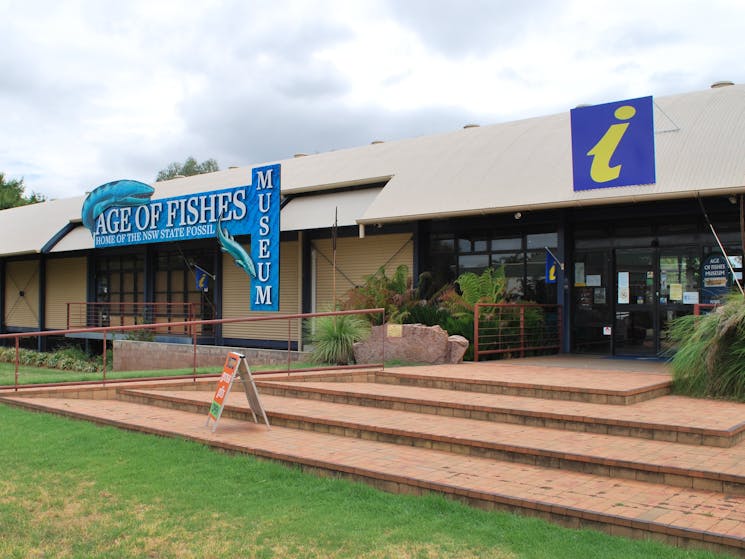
[0,403,732,559]
[0,361,218,386]
[0,359,401,387]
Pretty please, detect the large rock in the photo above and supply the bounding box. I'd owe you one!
[446,335,469,363]
[353,323,468,365]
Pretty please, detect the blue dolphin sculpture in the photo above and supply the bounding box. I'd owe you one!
[82,179,155,231]
[217,215,257,279]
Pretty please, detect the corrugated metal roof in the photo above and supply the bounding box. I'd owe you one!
[0,197,84,256]
[3,84,745,256]
[271,84,745,224]
[48,225,93,253]
[280,188,382,231]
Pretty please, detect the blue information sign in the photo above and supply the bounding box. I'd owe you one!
[570,96,656,191]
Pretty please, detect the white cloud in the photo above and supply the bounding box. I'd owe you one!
[0,0,743,199]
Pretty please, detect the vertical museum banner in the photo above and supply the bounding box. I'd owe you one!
[248,164,280,311]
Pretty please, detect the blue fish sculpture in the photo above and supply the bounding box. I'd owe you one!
[82,180,155,231]
[217,215,257,279]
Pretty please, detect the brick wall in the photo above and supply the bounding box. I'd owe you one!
[113,340,309,371]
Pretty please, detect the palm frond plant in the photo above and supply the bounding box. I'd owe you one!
[436,267,508,357]
[343,266,445,325]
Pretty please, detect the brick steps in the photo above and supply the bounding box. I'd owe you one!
[255,380,745,447]
[267,364,673,405]
[118,387,745,495]
[2,393,744,556]
[3,360,745,556]
[373,369,671,405]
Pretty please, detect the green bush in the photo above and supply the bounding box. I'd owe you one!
[406,303,450,327]
[0,345,100,373]
[344,266,441,325]
[340,265,547,362]
[667,294,745,399]
[125,316,156,341]
[307,314,371,365]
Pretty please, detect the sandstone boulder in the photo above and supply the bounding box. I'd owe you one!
[353,323,468,365]
[446,335,469,363]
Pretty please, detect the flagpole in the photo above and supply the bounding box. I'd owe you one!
[332,207,338,308]
[192,263,216,280]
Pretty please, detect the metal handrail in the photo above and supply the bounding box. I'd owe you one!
[67,301,198,334]
[1,308,386,391]
[474,303,562,362]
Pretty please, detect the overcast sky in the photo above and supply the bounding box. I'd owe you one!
[2,0,743,199]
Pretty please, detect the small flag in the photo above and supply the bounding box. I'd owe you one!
[545,254,558,284]
[195,268,209,291]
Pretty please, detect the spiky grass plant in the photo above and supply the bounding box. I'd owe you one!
[667,294,745,399]
[308,314,371,365]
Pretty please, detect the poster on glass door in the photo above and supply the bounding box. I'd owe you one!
[617,272,630,304]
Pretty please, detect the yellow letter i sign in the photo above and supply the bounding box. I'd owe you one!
[206,352,270,432]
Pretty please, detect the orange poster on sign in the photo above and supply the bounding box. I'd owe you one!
[206,351,270,432]
[208,352,241,422]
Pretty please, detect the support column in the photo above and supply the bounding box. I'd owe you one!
[214,246,223,345]
[0,259,5,334]
[558,210,571,353]
[37,255,47,352]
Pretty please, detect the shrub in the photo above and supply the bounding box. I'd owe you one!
[454,266,507,308]
[125,316,156,341]
[343,266,441,325]
[307,314,371,365]
[667,294,745,399]
[0,345,100,373]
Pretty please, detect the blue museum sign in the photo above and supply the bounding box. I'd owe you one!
[570,96,656,191]
[82,164,281,311]
[701,253,731,305]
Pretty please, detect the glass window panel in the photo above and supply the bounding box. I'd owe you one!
[458,237,488,253]
[430,252,457,286]
[458,254,489,275]
[473,239,488,252]
[659,249,700,300]
[491,252,522,266]
[616,249,654,305]
[491,237,521,251]
[527,232,558,249]
[431,236,455,253]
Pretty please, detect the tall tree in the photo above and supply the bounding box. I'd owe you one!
[0,173,45,210]
[156,157,219,182]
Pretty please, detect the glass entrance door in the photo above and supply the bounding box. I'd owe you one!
[572,251,612,353]
[615,248,658,355]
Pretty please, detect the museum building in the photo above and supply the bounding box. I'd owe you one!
[1,82,744,358]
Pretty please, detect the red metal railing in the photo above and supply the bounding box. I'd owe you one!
[67,301,198,335]
[693,303,718,316]
[0,308,385,391]
[474,303,562,361]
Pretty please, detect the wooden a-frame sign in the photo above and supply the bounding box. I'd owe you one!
[206,351,270,432]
